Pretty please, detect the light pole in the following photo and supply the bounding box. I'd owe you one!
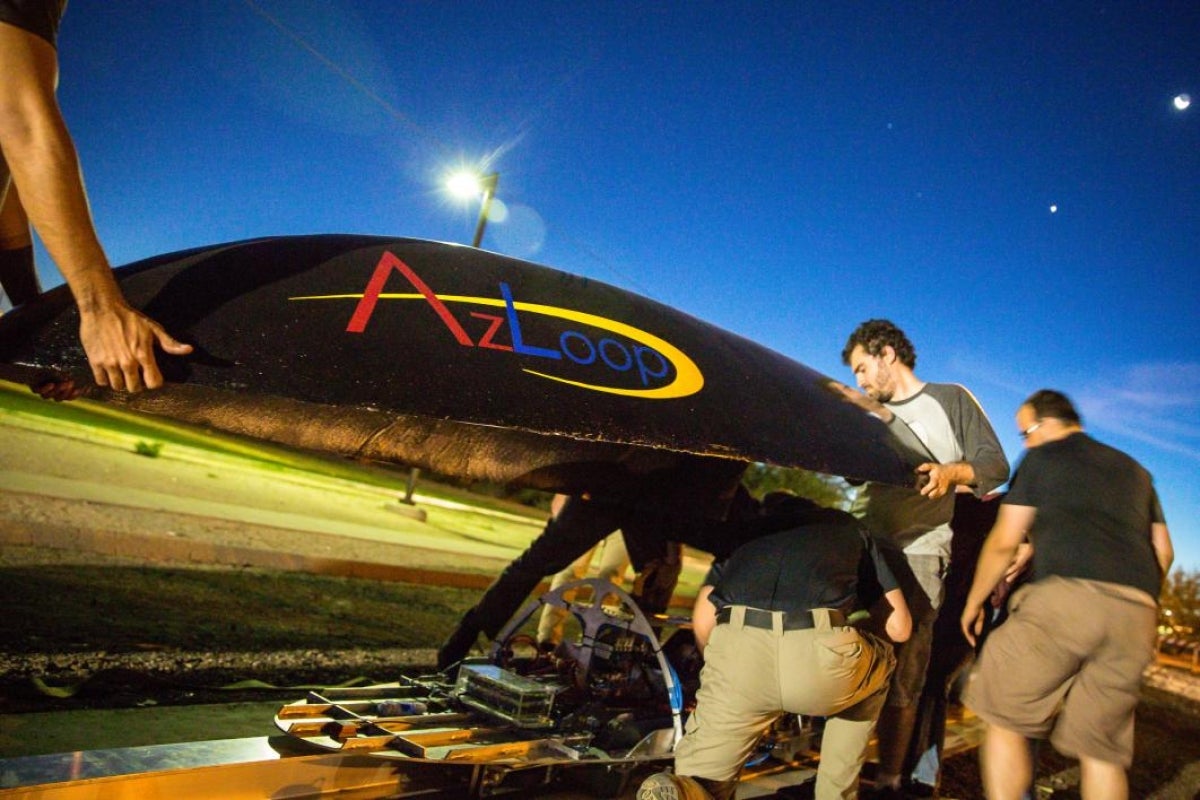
[446,170,500,248]
[391,168,499,514]
[471,172,499,248]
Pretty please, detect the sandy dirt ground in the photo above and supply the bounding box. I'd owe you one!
[5,486,1200,798]
[3,414,1200,798]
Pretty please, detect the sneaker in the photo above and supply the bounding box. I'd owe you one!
[638,772,718,800]
[638,772,681,800]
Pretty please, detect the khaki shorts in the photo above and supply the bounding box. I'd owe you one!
[963,577,1157,767]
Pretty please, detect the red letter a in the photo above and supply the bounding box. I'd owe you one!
[345,251,473,346]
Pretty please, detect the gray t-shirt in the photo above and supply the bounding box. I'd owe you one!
[852,382,1009,557]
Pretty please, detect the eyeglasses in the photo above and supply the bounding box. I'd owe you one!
[1020,421,1043,440]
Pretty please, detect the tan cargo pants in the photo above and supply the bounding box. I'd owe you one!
[674,606,895,800]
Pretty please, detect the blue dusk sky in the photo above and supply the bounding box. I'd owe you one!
[26,2,1200,567]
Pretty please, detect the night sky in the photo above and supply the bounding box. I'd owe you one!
[19,2,1200,567]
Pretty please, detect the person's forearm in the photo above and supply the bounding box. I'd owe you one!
[1152,523,1173,576]
[966,539,1018,614]
[1,26,191,394]
[883,587,911,642]
[917,460,977,498]
[963,505,1035,643]
[5,122,120,311]
[944,461,976,487]
[0,47,117,310]
[692,586,716,652]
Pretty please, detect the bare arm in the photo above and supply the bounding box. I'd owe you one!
[692,585,717,653]
[1005,541,1034,583]
[1151,522,1173,577]
[917,385,1010,499]
[883,587,911,643]
[0,24,190,392]
[916,460,977,499]
[961,503,1036,646]
[826,380,896,423]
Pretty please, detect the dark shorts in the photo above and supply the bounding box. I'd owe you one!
[963,576,1157,767]
[0,0,66,47]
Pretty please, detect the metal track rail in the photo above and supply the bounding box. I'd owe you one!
[0,734,657,799]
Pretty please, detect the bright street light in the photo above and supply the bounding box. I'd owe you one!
[444,170,500,248]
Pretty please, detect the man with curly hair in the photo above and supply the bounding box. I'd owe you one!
[841,319,1009,798]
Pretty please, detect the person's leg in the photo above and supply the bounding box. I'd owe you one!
[776,618,894,800]
[873,553,943,791]
[817,679,890,800]
[980,724,1033,800]
[631,540,682,615]
[694,776,737,800]
[593,531,631,585]
[666,624,778,798]
[964,580,1110,800]
[0,244,38,306]
[438,495,624,669]
[905,549,977,790]
[0,183,41,307]
[873,706,915,789]
[1049,588,1154,800]
[535,544,596,645]
[905,685,939,790]
[1078,755,1128,800]
[905,637,973,789]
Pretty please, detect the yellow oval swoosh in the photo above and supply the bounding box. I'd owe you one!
[292,292,704,399]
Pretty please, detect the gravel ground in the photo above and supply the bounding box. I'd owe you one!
[3,490,1200,799]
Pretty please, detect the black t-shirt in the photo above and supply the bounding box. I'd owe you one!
[0,0,67,47]
[1004,432,1165,598]
[707,498,898,616]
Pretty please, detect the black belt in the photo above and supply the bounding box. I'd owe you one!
[715,606,845,631]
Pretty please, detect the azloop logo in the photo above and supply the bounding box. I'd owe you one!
[294,251,703,399]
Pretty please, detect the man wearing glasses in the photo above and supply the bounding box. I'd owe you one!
[841,319,1009,798]
[961,389,1173,800]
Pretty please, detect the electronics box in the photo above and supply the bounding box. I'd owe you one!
[454,663,561,728]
